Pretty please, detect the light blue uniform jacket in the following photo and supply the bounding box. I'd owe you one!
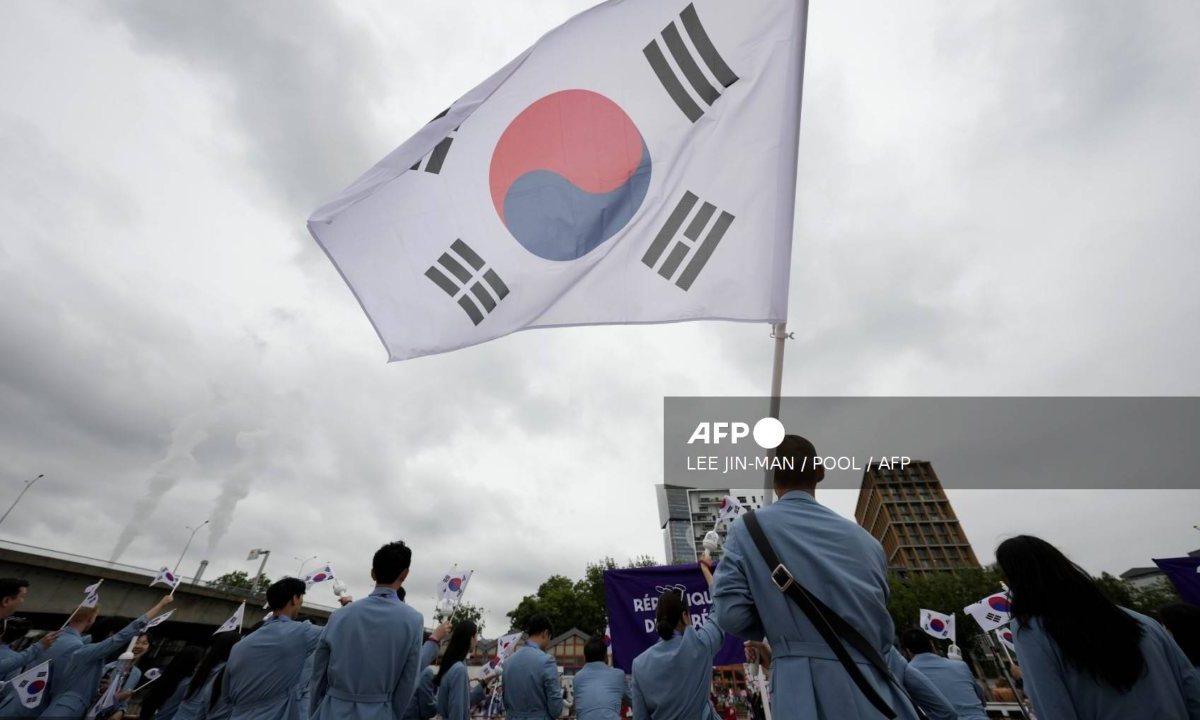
[0,644,45,682]
[712,491,955,720]
[308,587,422,720]
[96,661,141,714]
[173,662,226,720]
[1014,609,1200,720]
[573,661,629,720]
[907,654,987,720]
[630,617,723,720]
[36,615,149,720]
[224,615,322,720]
[0,628,86,718]
[434,663,468,720]
[502,642,564,720]
[400,641,440,720]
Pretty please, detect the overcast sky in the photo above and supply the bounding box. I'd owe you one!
[2,0,1198,634]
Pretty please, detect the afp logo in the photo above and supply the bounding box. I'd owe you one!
[687,417,785,449]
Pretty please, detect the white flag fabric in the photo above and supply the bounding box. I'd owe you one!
[85,665,127,720]
[480,655,503,681]
[996,627,1016,653]
[215,602,245,635]
[308,0,808,361]
[438,569,473,609]
[964,592,1012,632]
[497,632,523,660]
[9,661,50,709]
[150,567,182,590]
[146,610,174,629]
[81,589,100,609]
[716,495,747,527]
[919,609,955,643]
[144,668,162,682]
[303,564,337,589]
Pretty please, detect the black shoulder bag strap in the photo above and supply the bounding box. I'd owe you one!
[742,510,928,720]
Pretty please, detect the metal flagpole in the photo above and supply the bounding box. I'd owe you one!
[985,631,1031,720]
[762,322,792,506]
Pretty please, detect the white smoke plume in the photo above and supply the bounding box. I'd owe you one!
[206,429,271,555]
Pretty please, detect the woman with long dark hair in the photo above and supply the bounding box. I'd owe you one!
[172,632,241,720]
[995,535,1200,719]
[434,620,478,720]
[630,557,722,719]
[138,645,203,720]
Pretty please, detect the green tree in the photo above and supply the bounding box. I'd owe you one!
[433,602,487,636]
[211,570,271,592]
[506,556,659,636]
[886,566,1004,658]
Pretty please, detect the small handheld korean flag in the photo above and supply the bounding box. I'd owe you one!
[480,655,503,681]
[716,496,746,528]
[303,564,337,589]
[146,610,175,629]
[81,580,102,609]
[308,0,809,361]
[438,569,473,609]
[964,592,1012,632]
[919,609,955,643]
[996,627,1017,653]
[150,567,182,591]
[497,632,523,659]
[215,602,246,635]
[10,661,50,709]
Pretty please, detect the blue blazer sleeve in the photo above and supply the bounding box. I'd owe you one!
[896,656,957,720]
[390,617,421,720]
[542,654,565,718]
[0,644,44,677]
[418,639,439,670]
[308,626,331,718]
[73,615,149,663]
[1014,623,1080,720]
[631,674,647,720]
[711,523,766,640]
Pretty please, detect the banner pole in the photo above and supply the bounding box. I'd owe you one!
[985,631,1031,719]
[762,322,790,506]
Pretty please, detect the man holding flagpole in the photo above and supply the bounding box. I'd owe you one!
[310,541,424,720]
[899,630,988,720]
[0,580,60,681]
[34,593,173,720]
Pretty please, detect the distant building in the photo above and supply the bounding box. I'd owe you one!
[1120,548,1200,590]
[854,460,979,576]
[656,485,767,564]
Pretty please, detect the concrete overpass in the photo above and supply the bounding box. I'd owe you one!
[0,540,334,641]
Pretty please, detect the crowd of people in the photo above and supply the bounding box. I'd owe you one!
[2,435,1200,719]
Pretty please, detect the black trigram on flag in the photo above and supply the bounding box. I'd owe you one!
[642,191,735,291]
[410,123,457,175]
[985,612,1004,624]
[424,240,510,325]
[643,4,739,122]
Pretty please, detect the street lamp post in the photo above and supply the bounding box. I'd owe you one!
[174,520,210,575]
[0,475,44,530]
[247,549,272,594]
[295,555,319,576]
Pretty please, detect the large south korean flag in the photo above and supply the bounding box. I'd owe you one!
[309,0,808,361]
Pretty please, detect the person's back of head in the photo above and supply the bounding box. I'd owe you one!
[996,535,1145,691]
[654,591,686,641]
[67,605,99,632]
[583,636,607,664]
[1158,602,1200,667]
[1,616,30,645]
[525,615,553,646]
[265,577,308,613]
[898,629,935,657]
[186,631,241,700]
[772,435,822,494]
[372,541,412,588]
[142,646,204,718]
[435,621,477,687]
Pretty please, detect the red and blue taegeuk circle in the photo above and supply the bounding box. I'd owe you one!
[490,90,651,261]
[988,596,1011,613]
[448,577,463,592]
[929,618,945,633]
[311,572,329,583]
[27,680,46,694]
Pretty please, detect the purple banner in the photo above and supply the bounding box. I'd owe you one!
[1154,556,1200,605]
[603,563,744,672]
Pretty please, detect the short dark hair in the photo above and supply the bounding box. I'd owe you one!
[525,615,553,638]
[2,616,31,644]
[0,579,29,602]
[265,578,307,611]
[899,629,934,655]
[373,541,412,585]
[773,435,820,488]
[584,636,607,663]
